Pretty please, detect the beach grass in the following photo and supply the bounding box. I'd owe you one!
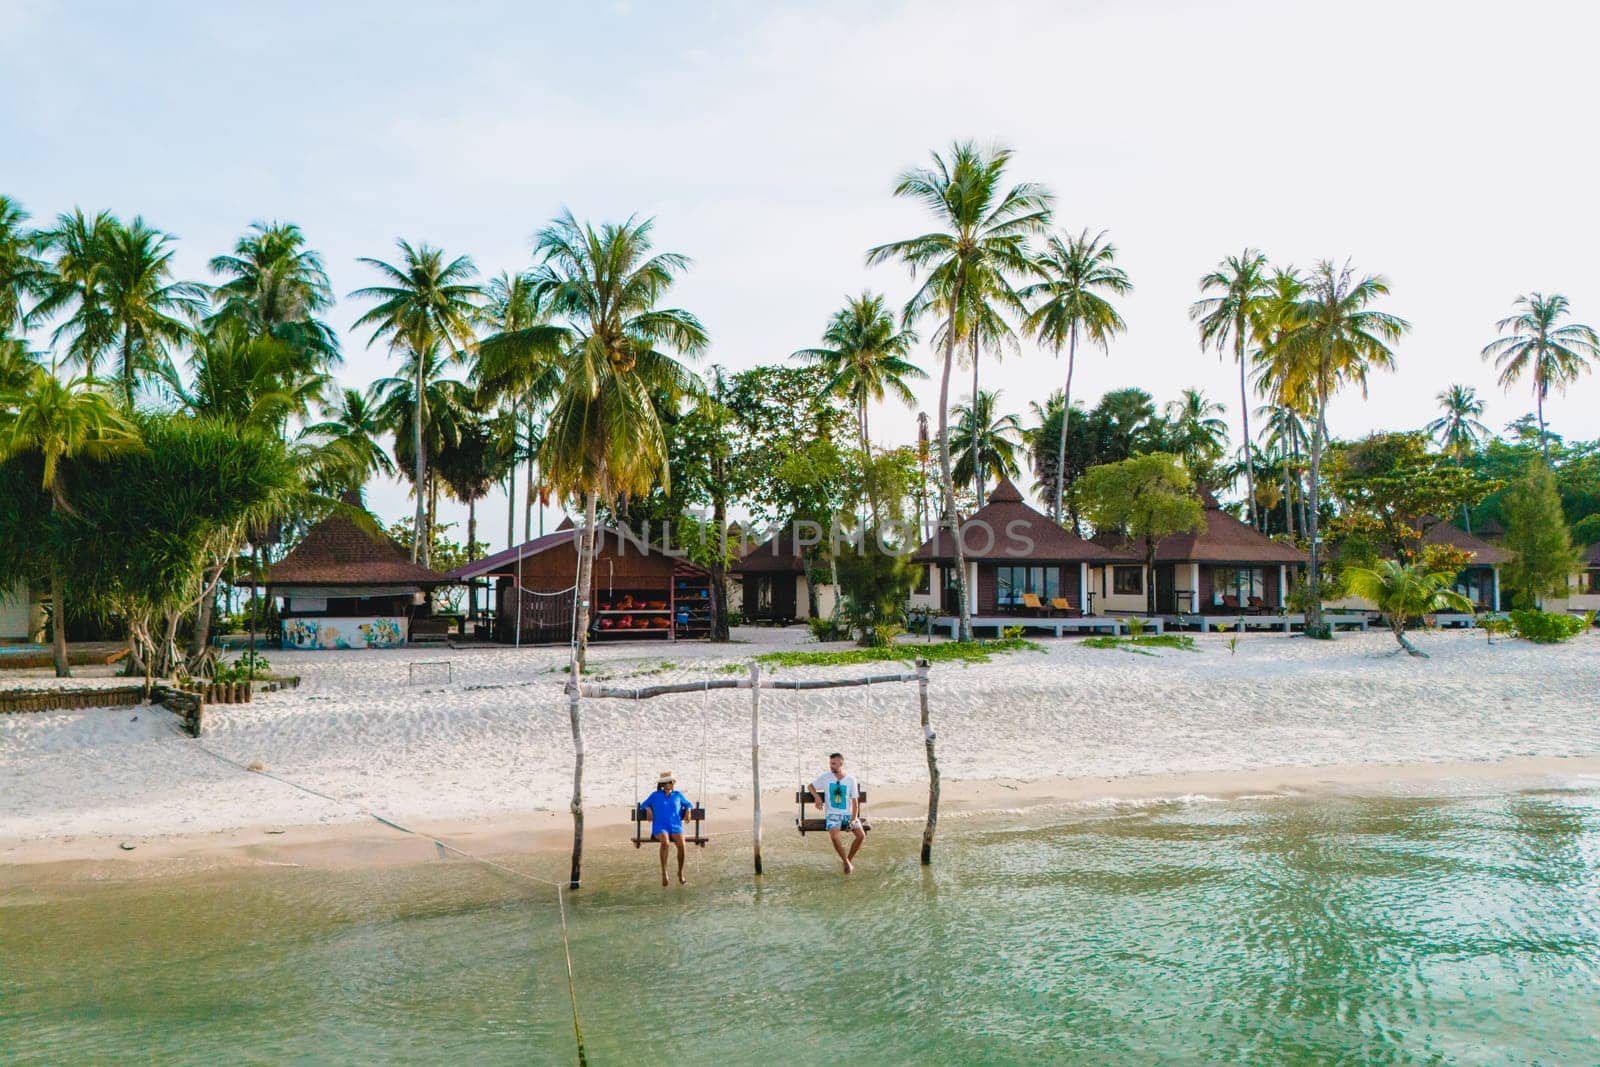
[755,637,1043,668]
[1081,633,1198,656]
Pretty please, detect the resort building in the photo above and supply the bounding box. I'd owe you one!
[1557,542,1600,615]
[908,475,1143,617]
[444,521,714,644]
[730,522,838,624]
[1326,521,1508,615]
[265,499,446,650]
[1124,489,1309,616]
[0,580,43,643]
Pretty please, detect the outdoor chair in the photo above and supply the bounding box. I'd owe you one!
[1049,597,1081,617]
[1021,592,1048,616]
[1247,596,1267,614]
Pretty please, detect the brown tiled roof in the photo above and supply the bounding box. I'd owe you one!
[1423,522,1510,565]
[267,509,444,587]
[910,475,1139,564]
[1097,488,1307,565]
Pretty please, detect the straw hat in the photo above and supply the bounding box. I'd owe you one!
[656,770,676,787]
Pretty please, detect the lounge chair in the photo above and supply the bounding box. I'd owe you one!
[1247,596,1267,614]
[1021,592,1048,616]
[1049,597,1080,617]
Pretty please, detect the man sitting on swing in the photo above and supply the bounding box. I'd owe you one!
[811,752,865,874]
[639,771,693,887]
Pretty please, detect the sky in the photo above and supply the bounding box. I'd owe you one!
[4,0,1597,542]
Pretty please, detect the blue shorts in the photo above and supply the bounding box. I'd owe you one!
[651,826,683,839]
[824,812,856,832]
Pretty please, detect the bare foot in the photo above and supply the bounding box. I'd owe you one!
[843,860,854,875]
[677,876,689,886]
[661,875,669,887]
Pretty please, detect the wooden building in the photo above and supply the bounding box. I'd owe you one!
[265,500,446,649]
[730,522,838,624]
[445,521,713,643]
[1422,522,1507,612]
[908,476,1141,616]
[1124,489,1309,615]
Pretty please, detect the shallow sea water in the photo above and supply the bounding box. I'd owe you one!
[5,790,1600,1064]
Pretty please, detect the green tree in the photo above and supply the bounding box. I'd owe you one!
[867,142,1052,641]
[372,342,473,555]
[1481,293,1598,463]
[1344,559,1473,657]
[0,196,52,335]
[351,241,481,565]
[305,387,395,493]
[99,217,207,405]
[1500,460,1580,608]
[1163,387,1229,487]
[532,212,707,675]
[1258,261,1409,634]
[207,220,339,372]
[792,290,923,521]
[0,374,141,674]
[1078,453,1205,615]
[1425,383,1490,531]
[1023,228,1130,524]
[36,210,118,375]
[1191,249,1273,528]
[950,389,1022,493]
[1326,432,1495,560]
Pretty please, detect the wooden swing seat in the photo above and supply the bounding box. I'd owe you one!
[630,805,709,848]
[794,788,870,835]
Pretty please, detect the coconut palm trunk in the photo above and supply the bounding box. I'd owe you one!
[566,661,585,889]
[506,398,518,550]
[938,308,971,641]
[969,330,983,504]
[1282,447,1295,538]
[50,567,69,678]
[1305,366,1330,634]
[1536,383,1550,463]
[1053,322,1078,526]
[1235,323,1256,528]
[412,350,428,566]
[573,490,598,672]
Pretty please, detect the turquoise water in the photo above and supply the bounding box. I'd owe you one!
[5,791,1600,1064]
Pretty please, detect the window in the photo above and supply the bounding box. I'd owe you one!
[914,565,931,595]
[1213,567,1266,606]
[1112,566,1143,596]
[1584,570,1600,595]
[995,565,1059,607]
[1452,568,1493,608]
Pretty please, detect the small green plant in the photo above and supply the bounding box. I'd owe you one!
[1480,615,1511,644]
[1508,609,1585,644]
[1227,634,1240,656]
[213,651,271,684]
[1081,633,1197,656]
[1583,610,1598,631]
[755,637,1042,668]
[868,622,905,648]
[1001,625,1025,640]
[806,616,851,643]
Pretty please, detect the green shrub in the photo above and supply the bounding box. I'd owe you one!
[806,616,851,643]
[1508,610,1585,644]
[213,651,271,683]
[1001,625,1025,640]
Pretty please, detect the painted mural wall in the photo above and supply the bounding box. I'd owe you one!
[281,617,406,650]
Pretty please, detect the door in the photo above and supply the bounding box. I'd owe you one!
[772,574,798,623]
[1154,565,1176,615]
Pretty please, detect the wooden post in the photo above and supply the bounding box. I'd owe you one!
[750,662,763,876]
[567,660,585,890]
[917,658,939,866]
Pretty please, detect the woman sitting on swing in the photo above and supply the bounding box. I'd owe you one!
[639,771,694,887]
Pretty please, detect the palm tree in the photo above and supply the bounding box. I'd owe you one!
[474,270,560,548]
[950,389,1023,493]
[1163,388,1229,484]
[0,196,52,335]
[0,375,141,675]
[1258,402,1310,538]
[866,142,1052,640]
[37,210,119,377]
[305,386,395,492]
[1258,261,1409,633]
[1426,383,1490,533]
[532,212,706,673]
[371,340,473,555]
[208,220,339,371]
[171,322,325,433]
[1022,228,1131,524]
[351,241,481,565]
[792,291,923,520]
[1345,559,1473,658]
[95,217,207,405]
[1190,249,1272,528]
[1481,293,1598,463]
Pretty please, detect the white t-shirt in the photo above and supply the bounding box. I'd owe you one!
[811,772,858,815]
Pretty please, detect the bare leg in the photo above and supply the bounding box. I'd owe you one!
[674,833,687,885]
[657,833,670,886]
[847,826,865,863]
[828,828,853,874]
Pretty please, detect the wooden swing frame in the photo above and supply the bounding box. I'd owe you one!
[630,804,710,848]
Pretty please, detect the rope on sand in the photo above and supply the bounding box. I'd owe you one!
[188,739,590,1066]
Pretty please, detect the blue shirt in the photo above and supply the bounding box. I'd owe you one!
[639,789,692,834]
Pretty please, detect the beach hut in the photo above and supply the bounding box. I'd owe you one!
[1561,542,1600,615]
[264,499,446,650]
[0,579,44,642]
[1102,488,1308,616]
[444,520,714,644]
[1421,522,1507,612]
[730,522,838,624]
[909,475,1141,620]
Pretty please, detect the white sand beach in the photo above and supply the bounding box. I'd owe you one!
[3,627,1598,873]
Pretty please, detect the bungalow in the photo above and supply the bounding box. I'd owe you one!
[730,522,838,624]
[265,497,446,649]
[1556,542,1600,615]
[1325,521,1507,614]
[444,520,714,643]
[1135,489,1308,615]
[909,475,1143,617]
[1,579,44,642]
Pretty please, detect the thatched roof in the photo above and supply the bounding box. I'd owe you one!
[910,476,1138,564]
[267,506,444,588]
